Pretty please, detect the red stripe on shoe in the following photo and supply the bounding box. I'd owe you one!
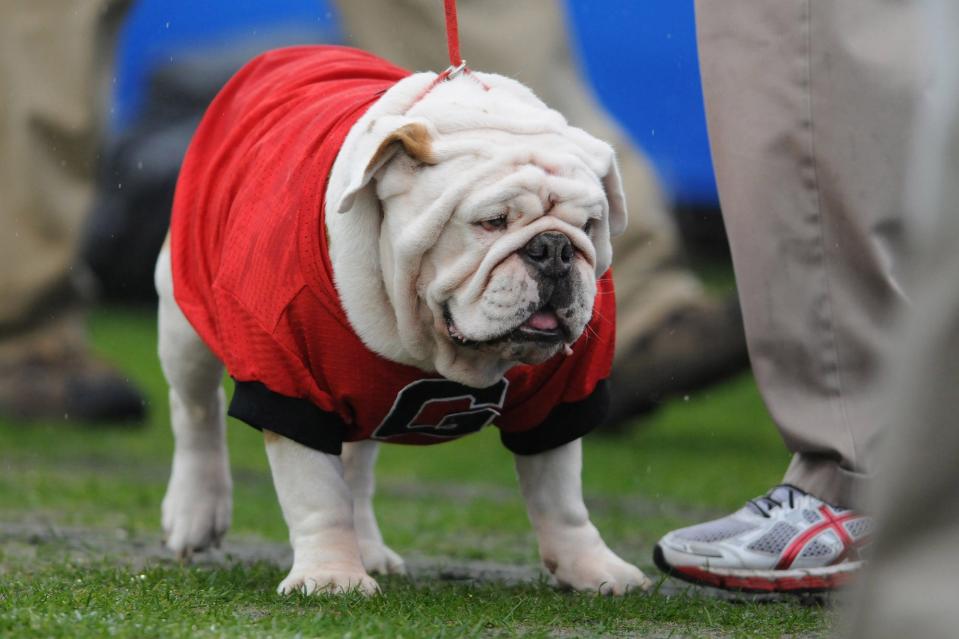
[775,505,861,570]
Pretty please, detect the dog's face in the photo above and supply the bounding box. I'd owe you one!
[381,142,605,371]
[327,72,626,388]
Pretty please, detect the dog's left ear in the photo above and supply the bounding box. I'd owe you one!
[336,120,437,214]
[602,155,628,237]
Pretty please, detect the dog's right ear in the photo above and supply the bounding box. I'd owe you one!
[336,119,437,214]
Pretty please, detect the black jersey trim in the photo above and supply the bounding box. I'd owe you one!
[500,379,609,456]
[228,380,346,455]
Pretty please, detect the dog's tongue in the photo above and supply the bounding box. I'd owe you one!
[525,309,559,331]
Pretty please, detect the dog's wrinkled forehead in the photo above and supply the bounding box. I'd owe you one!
[407,72,618,183]
[329,70,626,239]
[406,72,566,135]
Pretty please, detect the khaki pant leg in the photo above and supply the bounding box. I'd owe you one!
[0,0,129,360]
[694,0,922,507]
[334,0,706,357]
[848,2,959,634]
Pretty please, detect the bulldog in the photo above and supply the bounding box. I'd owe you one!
[155,45,649,595]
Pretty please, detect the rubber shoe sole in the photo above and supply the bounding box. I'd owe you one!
[653,544,862,594]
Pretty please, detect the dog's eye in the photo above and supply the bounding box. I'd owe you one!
[478,214,508,232]
[582,219,594,235]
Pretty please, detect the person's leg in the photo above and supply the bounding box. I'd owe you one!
[333,0,748,427]
[654,0,922,592]
[0,0,143,422]
[848,2,959,634]
[696,0,919,508]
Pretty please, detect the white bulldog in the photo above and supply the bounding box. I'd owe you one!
[155,46,649,596]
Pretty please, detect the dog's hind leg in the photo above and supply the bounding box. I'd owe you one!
[265,432,379,595]
[155,244,232,558]
[342,440,406,575]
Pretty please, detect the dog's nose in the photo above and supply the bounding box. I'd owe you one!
[522,231,573,278]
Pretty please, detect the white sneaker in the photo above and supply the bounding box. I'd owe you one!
[654,484,871,593]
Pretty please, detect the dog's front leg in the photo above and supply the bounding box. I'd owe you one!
[342,440,406,575]
[264,431,379,596]
[515,439,651,595]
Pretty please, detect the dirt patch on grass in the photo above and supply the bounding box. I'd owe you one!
[0,519,541,587]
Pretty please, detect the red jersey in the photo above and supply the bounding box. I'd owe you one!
[171,46,615,455]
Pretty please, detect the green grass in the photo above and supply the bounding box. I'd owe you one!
[0,563,829,639]
[0,305,827,638]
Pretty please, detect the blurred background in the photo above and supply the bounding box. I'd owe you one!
[113,0,716,199]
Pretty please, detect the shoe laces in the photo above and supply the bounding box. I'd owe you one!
[746,484,808,518]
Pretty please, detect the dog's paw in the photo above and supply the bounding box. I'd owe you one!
[162,452,232,559]
[278,567,380,596]
[358,539,406,575]
[546,546,651,595]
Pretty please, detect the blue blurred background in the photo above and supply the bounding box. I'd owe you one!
[112,0,717,209]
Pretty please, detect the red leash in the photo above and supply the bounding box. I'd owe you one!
[444,0,463,68]
[437,0,469,80]
[409,0,487,106]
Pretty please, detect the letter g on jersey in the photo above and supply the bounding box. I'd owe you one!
[371,378,509,441]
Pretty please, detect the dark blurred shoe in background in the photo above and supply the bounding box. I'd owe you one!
[0,350,146,424]
[604,294,749,432]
